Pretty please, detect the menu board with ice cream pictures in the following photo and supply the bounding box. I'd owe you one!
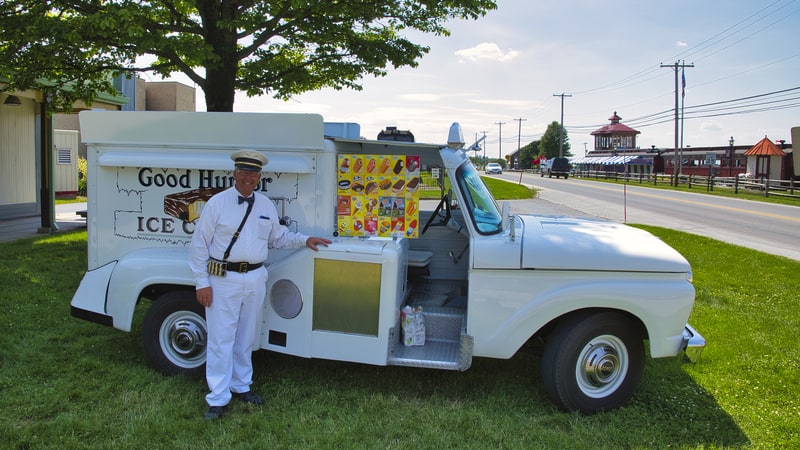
[337,154,421,238]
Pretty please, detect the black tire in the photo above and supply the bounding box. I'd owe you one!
[541,312,644,414]
[564,174,569,179]
[142,290,206,376]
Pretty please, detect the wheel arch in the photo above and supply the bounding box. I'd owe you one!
[533,308,648,348]
[106,248,196,332]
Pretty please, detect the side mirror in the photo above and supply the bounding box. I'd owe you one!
[501,201,514,240]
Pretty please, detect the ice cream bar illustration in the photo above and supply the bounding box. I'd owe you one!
[406,157,419,172]
[379,158,391,174]
[393,159,404,174]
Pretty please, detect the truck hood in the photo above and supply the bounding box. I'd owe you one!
[517,215,691,272]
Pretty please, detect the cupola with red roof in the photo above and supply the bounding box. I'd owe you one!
[590,112,641,151]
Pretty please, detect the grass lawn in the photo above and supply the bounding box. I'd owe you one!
[1,225,797,448]
[418,174,535,200]
[55,196,87,205]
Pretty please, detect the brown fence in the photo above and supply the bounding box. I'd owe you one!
[574,170,800,200]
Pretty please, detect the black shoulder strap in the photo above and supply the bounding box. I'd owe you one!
[222,197,254,262]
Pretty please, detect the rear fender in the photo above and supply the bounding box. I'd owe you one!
[70,262,117,327]
[106,248,195,331]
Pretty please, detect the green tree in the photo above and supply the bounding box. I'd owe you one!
[518,140,540,169]
[538,121,571,159]
[0,0,496,112]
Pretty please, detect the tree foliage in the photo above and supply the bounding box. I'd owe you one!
[538,121,571,159]
[517,140,540,169]
[0,0,496,112]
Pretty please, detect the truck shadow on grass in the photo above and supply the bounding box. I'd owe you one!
[252,349,749,448]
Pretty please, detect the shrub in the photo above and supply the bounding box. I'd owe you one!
[77,156,87,196]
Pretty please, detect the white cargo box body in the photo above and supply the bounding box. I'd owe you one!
[80,111,333,270]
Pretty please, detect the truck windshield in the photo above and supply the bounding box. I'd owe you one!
[455,163,503,235]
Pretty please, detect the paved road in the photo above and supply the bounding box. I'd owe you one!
[494,172,800,262]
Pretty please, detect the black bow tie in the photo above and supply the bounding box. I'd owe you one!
[238,195,254,205]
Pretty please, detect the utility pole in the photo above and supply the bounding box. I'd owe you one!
[480,130,488,166]
[513,117,526,169]
[661,60,693,186]
[495,121,506,160]
[553,93,571,158]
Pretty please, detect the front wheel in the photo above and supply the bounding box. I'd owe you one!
[541,312,644,414]
[142,290,207,376]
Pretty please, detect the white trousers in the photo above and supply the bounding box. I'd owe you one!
[205,267,268,407]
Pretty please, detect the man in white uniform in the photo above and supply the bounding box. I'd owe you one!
[190,151,331,421]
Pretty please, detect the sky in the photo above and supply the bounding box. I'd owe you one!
[158,0,800,159]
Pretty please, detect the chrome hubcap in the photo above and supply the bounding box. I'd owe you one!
[576,335,628,398]
[160,311,206,368]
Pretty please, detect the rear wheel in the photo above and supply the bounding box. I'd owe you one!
[541,312,644,413]
[142,290,206,376]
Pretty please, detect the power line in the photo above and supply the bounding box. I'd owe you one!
[566,85,800,131]
[568,1,797,97]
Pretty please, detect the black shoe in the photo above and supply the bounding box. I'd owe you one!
[232,391,264,405]
[204,405,228,421]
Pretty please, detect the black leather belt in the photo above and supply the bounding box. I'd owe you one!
[225,261,263,273]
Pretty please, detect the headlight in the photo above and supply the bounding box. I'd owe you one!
[686,271,693,284]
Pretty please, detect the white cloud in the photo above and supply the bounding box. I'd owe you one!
[468,98,534,109]
[454,42,519,63]
[700,121,723,133]
[676,40,688,47]
[397,93,442,102]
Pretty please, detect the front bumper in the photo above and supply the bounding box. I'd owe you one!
[681,324,706,363]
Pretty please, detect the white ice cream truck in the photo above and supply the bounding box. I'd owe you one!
[70,111,704,414]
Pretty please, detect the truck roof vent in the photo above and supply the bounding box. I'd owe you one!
[377,126,415,142]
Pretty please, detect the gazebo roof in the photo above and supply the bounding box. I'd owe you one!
[744,136,786,156]
[590,111,641,136]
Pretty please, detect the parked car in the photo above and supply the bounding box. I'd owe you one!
[485,162,503,174]
[542,157,570,179]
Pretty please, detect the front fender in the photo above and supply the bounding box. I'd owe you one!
[468,270,695,359]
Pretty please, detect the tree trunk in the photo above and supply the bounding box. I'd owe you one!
[197,0,238,112]
[203,65,236,112]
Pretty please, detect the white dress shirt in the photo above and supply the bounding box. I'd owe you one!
[189,187,308,289]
